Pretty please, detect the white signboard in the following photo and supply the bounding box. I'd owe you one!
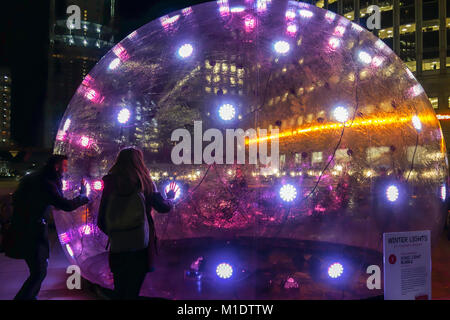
[383,230,431,300]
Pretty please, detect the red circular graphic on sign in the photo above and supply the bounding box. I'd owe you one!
[389,254,397,264]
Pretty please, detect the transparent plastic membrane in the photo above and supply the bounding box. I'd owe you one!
[53,0,447,299]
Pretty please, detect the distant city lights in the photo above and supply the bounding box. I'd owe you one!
[218,103,236,121]
[178,43,194,58]
[274,40,290,54]
[117,108,131,124]
[328,262,344,278]
[386,185,399,202]
[279,184,297,202]
[333,106,349,123]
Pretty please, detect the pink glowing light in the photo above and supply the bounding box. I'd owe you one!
[409,84,424,97]
[81,75,94,87]
[80,136,92,148]
[79,224,92,235]
[93,180,104,191]
[285,9,296,20]
[182,7,193,16]
[333,25,346,37]
[112,43,130,61]
[59,232,70,245]
[328,37,340,50]
[160,14,180,27]
[286,24,297,34]
[371,56,384,68]
[244,15,256,31]
[325,11,336,22]
[56,130,66,141]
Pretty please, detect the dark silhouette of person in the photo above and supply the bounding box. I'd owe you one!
[97,147,174,300]
[11,155,89,300]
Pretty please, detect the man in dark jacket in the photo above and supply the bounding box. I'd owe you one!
[10,154,89,300]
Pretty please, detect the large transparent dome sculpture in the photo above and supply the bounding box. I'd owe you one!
[53,0,448,299]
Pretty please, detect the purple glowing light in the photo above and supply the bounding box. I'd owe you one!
[324,11,336,22]
[244,15,256,31]
[112,43,130,61]
[80,136,91,148]
[79,224,92,235]
[62,179,69,191]
[333,25,346,37]
[328,262,344,278]
[182,7,193,16]
[216,263,233,279]
[160,15,180,28]
[286,24,297,34]
[285,9,296,20]
[59,232,70,245]
[117,108,131,124]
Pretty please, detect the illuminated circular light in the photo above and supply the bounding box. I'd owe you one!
[164,181,181,200]
[218,103,236,121]
[108,58,121,70]
[358,51,372,64]
[66,244,74,257]
[117,108,131,124]
[412,115,422,131]
[328,262,344,278]
[274,41,290,54]
[178,43,193,58]
[216,263,233,279]
[286,24,297,34]
[328,37,340,50]
[279,184,297,202]
[333,106,349,123]
[386,185,399,202]
[93,180,104,191]
[80,136,90,148]
[440,185,446,201]
[285,10,296,19]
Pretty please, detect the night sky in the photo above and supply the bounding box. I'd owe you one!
[0,0,208,149]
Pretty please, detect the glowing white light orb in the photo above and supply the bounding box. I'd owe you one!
[386,185,399,202]
[274,41,290,54]
[333,106,349,123]
[117,108,131,124]
[325,11,336,21]
[178,43,194,58]
[216,263,233,279]
[230,6,245,12]
[285,10,296,19]
[358,51,372,64]
[328,262,344,278]
[412,115,422,131]
[328,37,340,50]
[80,136,91,148]
[108,58,121,70]
[371,56,384,67]
[409,84,424,97]
[279,184,297,202]
[286,24,297,34]
[218,103,236,121]
[441,185,446,201]
[93,180,104,191]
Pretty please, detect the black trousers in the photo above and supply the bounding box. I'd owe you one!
[109,248,148,300]
[14,243,48,300]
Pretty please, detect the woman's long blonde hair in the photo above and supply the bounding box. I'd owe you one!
[109,147,154,195]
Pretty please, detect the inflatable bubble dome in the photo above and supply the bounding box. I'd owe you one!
[53,0,448,299]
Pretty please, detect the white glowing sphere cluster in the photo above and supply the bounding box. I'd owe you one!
[216,263,233,279]
[218,103,236,121]
[178,43,194,58]
[386,185,399,202]
[328,262,344,278]
[274,40,290,54]
[279,184,297,202]
[333,106,349,123]
[117,108,131,124]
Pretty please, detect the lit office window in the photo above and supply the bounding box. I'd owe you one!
[428,97,438,109]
